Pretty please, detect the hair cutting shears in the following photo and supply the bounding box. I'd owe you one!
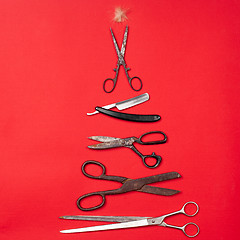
[103,26,142,93]
[88,131,167,168]
[60,201,200,237]
[76,160,181,211]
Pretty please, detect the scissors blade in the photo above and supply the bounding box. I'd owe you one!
[110,28,122,59]
[137,172,181,186]
[60,219,149,233]
[130,172,181,190]
[88,139,125,149]
[89,136,122,142]
[140,185,180,196]
[59,215,149,222]
[120,26,128,57]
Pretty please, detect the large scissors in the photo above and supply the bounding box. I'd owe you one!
[60,201,200,237]
[103,26,142,93]
[77,160,181,211]
[88,131,167,168]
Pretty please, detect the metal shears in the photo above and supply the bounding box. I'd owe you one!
[77,160,181,211]
[60,201,200,237]
[104,26,142,93]
[88,131,167,168]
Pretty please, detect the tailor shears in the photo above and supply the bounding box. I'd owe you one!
[76,160,181,211]
[88,131,167,168]
[104,26,142,93]
[60,201,200,238]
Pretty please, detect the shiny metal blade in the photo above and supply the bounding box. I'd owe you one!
[87,93,149,116]
[116,93,149,110]
[60,219,149,233]
[89,136,121,142]
[59,215,149,222]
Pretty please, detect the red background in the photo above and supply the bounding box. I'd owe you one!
[1,0,240,239]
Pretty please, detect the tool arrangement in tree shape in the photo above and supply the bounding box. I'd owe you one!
[60,26,200,237]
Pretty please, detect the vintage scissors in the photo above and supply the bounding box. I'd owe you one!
[88,131,167,168]
[60,201,200,237]
[77,160,181,211]
[103,26,142,93]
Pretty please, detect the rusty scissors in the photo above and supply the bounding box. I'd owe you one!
[103,26,142,93]
[88,131,167,169]
[77,160,181,211]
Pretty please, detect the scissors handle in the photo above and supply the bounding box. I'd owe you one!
[162,202,199,237]
[78,161,128,211]
[128,76,143,91]
[161,201,199,218]
[103,64,120,93]
[162,222,199,238]
[135,131,168,145]
[82,160,126,182]
[122,63,142,91]
[77,192,106,211]
[181,222,200,238]
[130,145,162,168]
[142,152,162,169]
[103,77,117,93]
[82,160,106,179]
[180,201,199,217]
[153,202,199,237]
[77,188,126,211]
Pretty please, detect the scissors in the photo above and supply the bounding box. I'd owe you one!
[60,201,200,237]
[76,160,181,211]
[103,26,142,93]
[88,131,167,168]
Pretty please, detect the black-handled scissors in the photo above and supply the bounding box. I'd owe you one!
[77,160,181,211]
[103,26,142,93]
[88,131,167,168]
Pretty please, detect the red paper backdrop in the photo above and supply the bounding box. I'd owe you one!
[1,0,240,239]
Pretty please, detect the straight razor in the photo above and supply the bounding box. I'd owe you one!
[87,93,149,115]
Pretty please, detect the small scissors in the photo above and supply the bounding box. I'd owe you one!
[60,201,200,237]
[77,160,181,211]
[103,26,142,93]
[88,131,167,168]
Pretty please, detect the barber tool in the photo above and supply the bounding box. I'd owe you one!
[104,26,142,93]
[60,201,199,237]
[87,93,149,116]
[94,107,161,122]
[88,131,167,168]
[76,160,180,211]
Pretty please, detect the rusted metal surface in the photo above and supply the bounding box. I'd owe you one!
[88,131,167,168]
[77,161,181,211]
